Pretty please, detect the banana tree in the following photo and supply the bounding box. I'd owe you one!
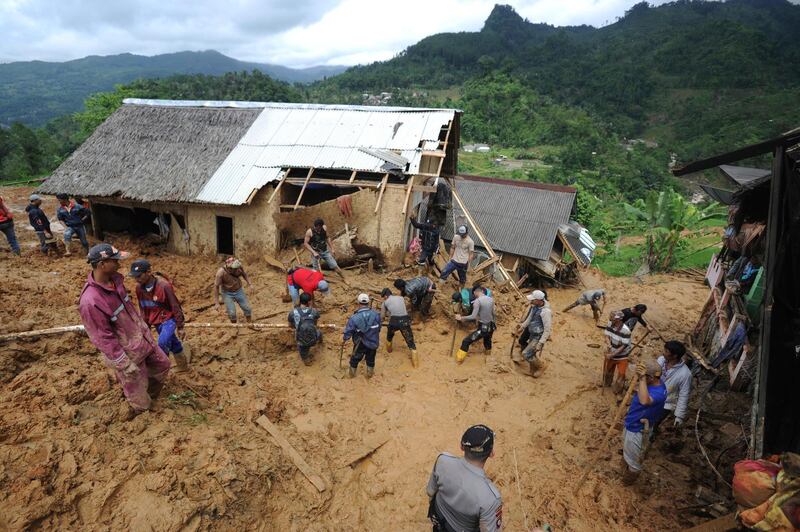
[623,189,720,271]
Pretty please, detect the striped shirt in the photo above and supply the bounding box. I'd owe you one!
[604,322,632,360]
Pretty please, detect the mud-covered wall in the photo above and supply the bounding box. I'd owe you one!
[185,186,279,261]
[273,188,407,267]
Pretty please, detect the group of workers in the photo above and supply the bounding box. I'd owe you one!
[0,193,91,256]
[55,200,695,531]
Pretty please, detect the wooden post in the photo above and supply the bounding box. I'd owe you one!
[401,175,416,215]
[254,415,327,492]
[348,170,357,184]
[450,182,524,298]
[267,168,291,204]
[293,168,315,210]
[374,173,389,214]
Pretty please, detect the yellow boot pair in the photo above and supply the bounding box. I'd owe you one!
[455,349,468,363]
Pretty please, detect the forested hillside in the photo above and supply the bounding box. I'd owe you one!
[0,50,344,126]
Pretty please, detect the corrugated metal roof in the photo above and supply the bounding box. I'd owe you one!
[718,165,770,187]
[197,104,455,204]
[123,98,462,113]
[441,176,576,261]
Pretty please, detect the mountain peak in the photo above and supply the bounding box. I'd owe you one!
[482,4,526,33]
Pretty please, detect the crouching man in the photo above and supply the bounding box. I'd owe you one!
[288,293,322,366]
[78,244,171,416]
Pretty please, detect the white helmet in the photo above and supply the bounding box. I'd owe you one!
[357,293,370,304]
[527,290,546,301]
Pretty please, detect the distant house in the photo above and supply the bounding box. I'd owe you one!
[40,99,461,265]
[462,144,491,153]
[437,175,593,284]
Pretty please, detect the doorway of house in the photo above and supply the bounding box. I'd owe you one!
[216,216,234,255]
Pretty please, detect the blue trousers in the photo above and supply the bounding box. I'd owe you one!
[440,260,467,284]
[0,221,20,254]
[155,318,183,355]
[222,288,252,321]
[64,224,89,248]
[312,250,338,271]
[349,344,377,369]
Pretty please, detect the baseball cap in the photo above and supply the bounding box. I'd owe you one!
[224,256,242,269]
[644,359,662,378]
[29,194,42,202]
[129,259,151,277]
[87,243,129,264]
[527,290,545,301]
[317,280,330,293]
[357,293,370,304]
[457,225,468,235]
[610,310,625,321]
[461,424,494,458]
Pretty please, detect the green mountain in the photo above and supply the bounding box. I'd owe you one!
[0,50,345,126]
[318,0,800,161]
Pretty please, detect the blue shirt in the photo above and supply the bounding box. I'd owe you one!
[57,204,88,228]
[624,383,667,433]
[343,307,381,349]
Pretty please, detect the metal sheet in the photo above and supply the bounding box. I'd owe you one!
[123,98,462,113]
[441,177,576,260]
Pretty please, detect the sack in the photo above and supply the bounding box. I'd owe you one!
[733,459,781,508]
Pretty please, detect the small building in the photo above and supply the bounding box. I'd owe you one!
[40,99,461,266]
[436,175,592,286]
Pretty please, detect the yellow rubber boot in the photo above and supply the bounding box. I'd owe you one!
[386,340,393,353]
[455,349,468,364]
[411,349,419,368]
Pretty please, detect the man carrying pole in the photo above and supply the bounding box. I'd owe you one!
[380,287,419,368]
[78,244,171,416]
[516,290,552,378]
[454,286,496,363]
[602,310,633,393]
[130,259,189,373]
[287,293,322,366]
[343,293,382,379]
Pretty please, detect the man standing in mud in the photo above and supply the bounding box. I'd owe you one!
[454,286,496,363]
[287,293,322,366]
[380,287,419,368]
[214,257,253,324]
[343,293,381,379]
[78,244,171,416]
[426,424,503,531]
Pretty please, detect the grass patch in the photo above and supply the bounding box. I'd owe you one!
[593,244,643,277]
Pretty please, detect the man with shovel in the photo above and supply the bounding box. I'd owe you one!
[515,290,552,378]
[602,310,633,393]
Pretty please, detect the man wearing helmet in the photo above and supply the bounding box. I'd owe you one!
[516,290,552,378]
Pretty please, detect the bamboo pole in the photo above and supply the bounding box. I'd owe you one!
[267,168,291,204]
[374,173,389,214]
[401,175,416,215]
[293,168,315,210]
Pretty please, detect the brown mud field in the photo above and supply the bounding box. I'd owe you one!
[1,186,716,531]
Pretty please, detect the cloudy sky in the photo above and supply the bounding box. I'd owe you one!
[3,0,673,67]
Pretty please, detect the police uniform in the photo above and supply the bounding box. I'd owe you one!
[426,453,503,531]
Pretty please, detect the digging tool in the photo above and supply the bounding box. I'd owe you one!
[339,340,346,369]
[639,418,652,465]
[449,314,459,359]
[512,447,531,531]
[509,332,519,361]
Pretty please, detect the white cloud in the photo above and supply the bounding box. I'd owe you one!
[0,0,707,67]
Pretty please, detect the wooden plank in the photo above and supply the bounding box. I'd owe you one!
[337,434,390,469]
[267,168,290,204]
[264,254,287,273]
[254,415,327,492]
[374,173,389,214]
[348,170,357,184]
[402,175,415,215]
[282,178,435,193]
[293,168,315,210]
[451,182,523,298]
[473,255,500,273]
[422,151,446,158]
[245,188,259,205]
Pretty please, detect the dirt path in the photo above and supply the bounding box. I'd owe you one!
[0,186,708,531]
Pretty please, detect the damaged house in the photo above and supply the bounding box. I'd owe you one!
[433,175,594,287]
[40,99,461,266]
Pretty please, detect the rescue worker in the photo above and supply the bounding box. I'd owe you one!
[440,225,474,287]
[563,288,606,323]
[408,211,440,269]
[621,303,649,333]
[455,286,496,363]
[394,276,436,317]
[0,195,20,256]
[380,287,419,368]
[304,218,346,279]
[287,266,330,307]
[426,424,503,531]
[56,192,90,256]
[621,360,666,484]
[516,290,552,378]
[603,310,633,393]
[343,293,381,378]
[517,289,547,350]
[130,259,189,373]
[26,194,54,255]
[78,243,171,415]
[287,293,322,366]
[656,340,692,429]
[213,257,253,324]
[452,283,493,317]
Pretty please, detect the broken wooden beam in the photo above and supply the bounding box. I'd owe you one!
[374,173,389,214]
[402,175,415,215]
[254,415,327,492]
[267,168,290,204]
[293,168,315,210]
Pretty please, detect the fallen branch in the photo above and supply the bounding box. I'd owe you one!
[254,415,327,492]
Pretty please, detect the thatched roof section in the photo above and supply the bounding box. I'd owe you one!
[39,105,261,203]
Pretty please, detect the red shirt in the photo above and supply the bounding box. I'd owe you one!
[135,278,185,328]
[287,268,324,294]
